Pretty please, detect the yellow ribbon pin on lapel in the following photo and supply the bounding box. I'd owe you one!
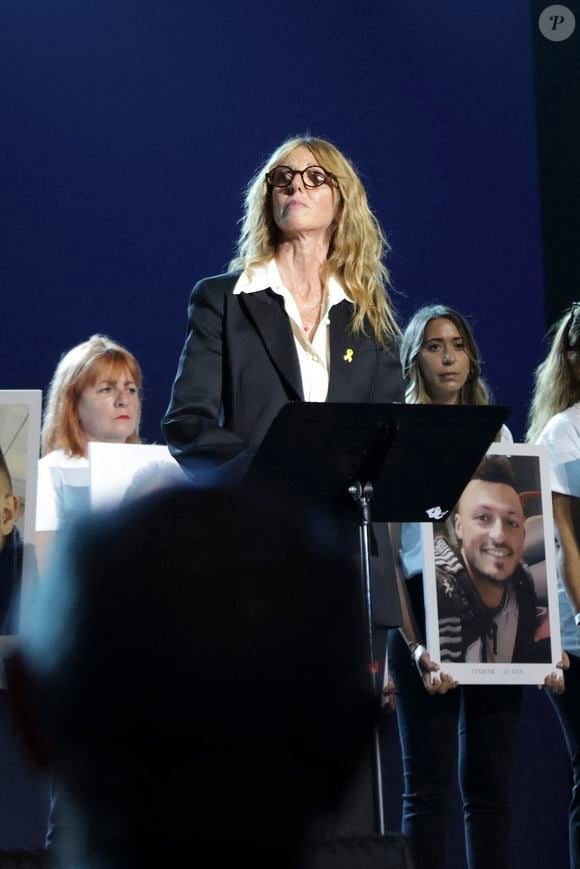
[343,348,354,363]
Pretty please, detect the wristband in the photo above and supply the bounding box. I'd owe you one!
[409,643,428,671]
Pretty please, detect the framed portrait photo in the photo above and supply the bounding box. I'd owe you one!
[423,443,562,685]
[0,391,42,652]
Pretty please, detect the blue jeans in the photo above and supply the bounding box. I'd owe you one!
[549,650,580,868]
[388,577,522,869]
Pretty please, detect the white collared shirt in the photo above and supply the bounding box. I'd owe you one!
[233,259,352,402]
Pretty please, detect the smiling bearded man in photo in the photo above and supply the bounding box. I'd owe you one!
[435,455,550,664]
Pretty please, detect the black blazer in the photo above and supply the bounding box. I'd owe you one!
[162,273,404,626]
[163,272,404,474]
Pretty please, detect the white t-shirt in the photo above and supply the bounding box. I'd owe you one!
[464,587,519,663]
[537,403,580,652]
[35,450,90,532]
[537,404,580,496]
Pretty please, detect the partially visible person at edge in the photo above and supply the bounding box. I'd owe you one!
[35,334,142,847]
[436,455,550,664]
[0,448,22,634]
[162,135,404,835]
[528,303,580,869]
[388,304,563,869]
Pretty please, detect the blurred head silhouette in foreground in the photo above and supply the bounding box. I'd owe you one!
[12,485,374,868]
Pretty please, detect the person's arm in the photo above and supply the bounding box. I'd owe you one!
[162,278,255,481]
[552,492,580,617]
[388,524,458,695]
[531,491,580,694]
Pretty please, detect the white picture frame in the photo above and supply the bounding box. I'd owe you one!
[423,443,562,685]
[0,391,42,650]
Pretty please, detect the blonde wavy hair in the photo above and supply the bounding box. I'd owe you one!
[42,335,142,458]
[229,135,399,344]
[526,307,580,443]
[401,305,491,406]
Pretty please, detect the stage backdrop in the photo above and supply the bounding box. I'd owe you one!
[2,0,548,441]
[1,2,574,866]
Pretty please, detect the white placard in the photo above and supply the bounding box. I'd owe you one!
[89,442,187,509]
[423,443,562,685]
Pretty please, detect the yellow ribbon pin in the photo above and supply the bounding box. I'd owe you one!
[343,348,354,363]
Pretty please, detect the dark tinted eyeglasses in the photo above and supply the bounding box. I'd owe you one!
[265,165,337,189]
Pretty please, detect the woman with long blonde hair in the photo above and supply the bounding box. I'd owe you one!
[163,135,402,481]
[527,308,580,443]
[163,135,404,834]
[528,305,580,868]
[229,135,399,344]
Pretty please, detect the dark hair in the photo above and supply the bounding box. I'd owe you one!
[401,304,490,405]
[470,455,517,491]
[20,485,374,865]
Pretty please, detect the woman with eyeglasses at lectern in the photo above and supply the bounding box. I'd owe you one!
[162,135,404,836]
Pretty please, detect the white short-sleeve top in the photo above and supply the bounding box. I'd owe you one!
[35,450,90,532]
[537,403,580,652]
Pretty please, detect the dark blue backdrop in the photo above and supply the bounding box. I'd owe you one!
[0,2,569,866]
[2,0,546,441]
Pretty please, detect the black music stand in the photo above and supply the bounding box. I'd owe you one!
[248,401,510,834]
